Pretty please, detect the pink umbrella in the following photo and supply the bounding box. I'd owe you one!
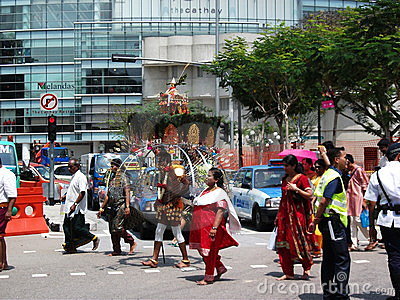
[278,149,318,162]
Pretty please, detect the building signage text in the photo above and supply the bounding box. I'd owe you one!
[37,82,75,90]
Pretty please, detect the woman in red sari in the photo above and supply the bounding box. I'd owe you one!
[276,155,314,280]
[190,167,241,285]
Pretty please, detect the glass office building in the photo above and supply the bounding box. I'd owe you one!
[0,0,368,151]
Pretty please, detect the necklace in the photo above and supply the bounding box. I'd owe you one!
[207,186,217,192]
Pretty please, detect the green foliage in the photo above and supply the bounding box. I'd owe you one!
[321,1,400,138]
[207,1,400,140]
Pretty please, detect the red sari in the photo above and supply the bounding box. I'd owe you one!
[190,189,239,281]
[276,174,313,276]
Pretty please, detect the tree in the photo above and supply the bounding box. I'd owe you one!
[206,26,322,149]
[243,120,275,164]
[323,1,400,139]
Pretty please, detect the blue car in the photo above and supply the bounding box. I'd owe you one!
[231,159,285,230]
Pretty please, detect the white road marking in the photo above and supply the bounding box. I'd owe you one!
[108,271,124,275]
[103,230,110,235]
[143,246,153,249]
[180,267,198,272]
[0,275,9,279]
[238,231,270,235]
[353,260,370,264]
[23,250,37,254]
[244,280,256,283]
[42,232,63,237]
[144,269,160,273]
[54,249,64,252]
[255,243,268,246]
[70,272,86,276]
[226,266,233,270]
[250,265,268,269]
[32,274,48,278]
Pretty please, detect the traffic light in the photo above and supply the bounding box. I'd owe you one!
[48,115,57,142]
[219,123,230,143]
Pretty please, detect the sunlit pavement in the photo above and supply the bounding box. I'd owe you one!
[1,207,395,299]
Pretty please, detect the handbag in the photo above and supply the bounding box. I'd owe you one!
[267,227,277,251]
[360,209,369,228]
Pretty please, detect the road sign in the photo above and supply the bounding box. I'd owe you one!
[40,93,58,111]
[321,100,335,109]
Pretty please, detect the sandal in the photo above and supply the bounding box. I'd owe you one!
[365,241,378,251]
[141,259,158,268]
[175,259,190,268]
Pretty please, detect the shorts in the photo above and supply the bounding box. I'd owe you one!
[0,207,9,236]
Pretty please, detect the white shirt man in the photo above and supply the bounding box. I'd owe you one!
[365,160,400,228]
[364,143,400,299]
[62,159,98,253]
[0,167,17,204]
[64,169,87,217]
[0,163,17,272]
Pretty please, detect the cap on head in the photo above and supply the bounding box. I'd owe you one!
[386,143,400,161]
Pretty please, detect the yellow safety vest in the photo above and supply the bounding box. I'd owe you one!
[314,168,348,227]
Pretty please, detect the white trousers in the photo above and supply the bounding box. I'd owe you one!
[350,215,369,246]
[154,223,185,244]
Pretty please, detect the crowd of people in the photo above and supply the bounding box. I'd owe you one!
[63,149,241,286]
[275,139,400,300]
[0,140,399,298]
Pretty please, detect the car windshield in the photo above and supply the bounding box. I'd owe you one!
[95,153,135,174]
[35,166,50,180]
[55,166,71,176]
[54,148,68,157]
[254,169,285,188]
[0,145,16,166]
[126,169,141,184]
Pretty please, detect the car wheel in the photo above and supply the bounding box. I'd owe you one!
[252,205,265,231]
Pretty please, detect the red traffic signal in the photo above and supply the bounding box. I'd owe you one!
[48,115,57,142]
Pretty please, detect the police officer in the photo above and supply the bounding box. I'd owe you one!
[309,147,350,300]
[365,143,400,300]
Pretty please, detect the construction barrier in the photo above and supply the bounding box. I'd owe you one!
[5,186,49,236]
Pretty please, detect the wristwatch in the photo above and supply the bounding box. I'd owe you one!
[212,226,217,230]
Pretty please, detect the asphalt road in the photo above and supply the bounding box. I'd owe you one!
[0,208,396,299]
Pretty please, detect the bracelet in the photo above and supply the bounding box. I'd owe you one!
[212,226,217,230]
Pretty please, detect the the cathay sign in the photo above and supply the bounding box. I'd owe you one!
[170,0,222,15]
[37,82,75,90]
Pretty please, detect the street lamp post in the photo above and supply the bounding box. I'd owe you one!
[215,0,220,118]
